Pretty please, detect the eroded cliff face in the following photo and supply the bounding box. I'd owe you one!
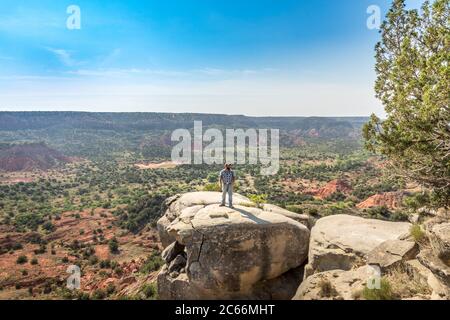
[156,192,310,300]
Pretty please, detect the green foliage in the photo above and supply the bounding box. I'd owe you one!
[410,224,426,243]
[141,283,158,300]
[88,255,99,265]
[362,279,395,300]
[248,194,268,208]
[203,183,221,192]
[140,252,164,274]
[207,173,218,183]
[363,0,450,207]
[91,289,107,300]
[16,255,28,264]
[13,213,44,231]
[366,206,391,219]
[106,284,116,296]
[120,193,169,233]
[42,221,55,232]
[108,238,119,254]
[404,192,431,210]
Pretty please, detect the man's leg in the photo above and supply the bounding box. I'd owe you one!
[221,184,226,206]
[228,184,233,207]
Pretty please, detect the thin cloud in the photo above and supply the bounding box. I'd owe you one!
[67,67,276,78]
[46,48,77,67]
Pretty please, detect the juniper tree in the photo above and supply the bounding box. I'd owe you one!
[363,0,450,207]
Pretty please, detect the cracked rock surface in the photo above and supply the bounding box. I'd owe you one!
[304,214,411,278]
[156,192,310,300]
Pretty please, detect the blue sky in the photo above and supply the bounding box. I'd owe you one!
[0,0,425,116]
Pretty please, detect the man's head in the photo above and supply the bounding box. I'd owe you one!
[224,163,232,170]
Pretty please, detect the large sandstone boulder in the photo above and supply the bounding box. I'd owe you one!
[262,203,311,228]
[294,266,375,300]
[157,192,310,300]
[157,192,254,248]
[406,259,449,300]
[417,249,450,287]
[427,222,450,264]
[304,215,411,278]
[367,240,418,272]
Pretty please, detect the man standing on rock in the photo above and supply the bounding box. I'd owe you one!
[219,163,235,208]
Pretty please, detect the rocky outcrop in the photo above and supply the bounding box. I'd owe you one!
[0,142,72,172]
[415,217,450,294]
[157,192,254,248]
[294,265,375,300]
[308,179,352,200]
[367,240,418,272]
[157,192,310,300]
[417,249,450,287]
[405,259,450,300]
[262,203,311,228]
[356,192,405,210]
[304,215,411,278]
[426,222,450,263]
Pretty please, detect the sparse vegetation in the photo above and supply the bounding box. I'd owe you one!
[108,238,119,254]
[318,279,338,298]
[16,255,28,264]
[141,283,158,299]
[140,252,164,274]
[410,224,426,243]
[362,278,394,300]
[0,110,438,300]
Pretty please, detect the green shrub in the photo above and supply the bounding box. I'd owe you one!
[248,194,267,208]
[89,255,99,265]
[13,213,44,231]
[106,284,116,296]
[30,257,38,265]
[108,238,119,254]
[16,255,28,264]
[203,183,221,192]
[91,289,106,300]
[100,259,111,269]
[362,278,394,300]
[140,252,164,274]
[410,224,425,243]
[141,283,158,299]
[286,206,303,214]
[42,221,55,232]
[12,242,23,250]
[121,193,169,233]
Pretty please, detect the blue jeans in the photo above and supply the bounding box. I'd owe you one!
[221,183,233,206]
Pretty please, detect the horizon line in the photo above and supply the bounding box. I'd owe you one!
[0,110,372,118]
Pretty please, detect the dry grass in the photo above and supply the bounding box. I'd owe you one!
[361,265,431,300]
[385,265,431,299]
[318,279,338,298]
